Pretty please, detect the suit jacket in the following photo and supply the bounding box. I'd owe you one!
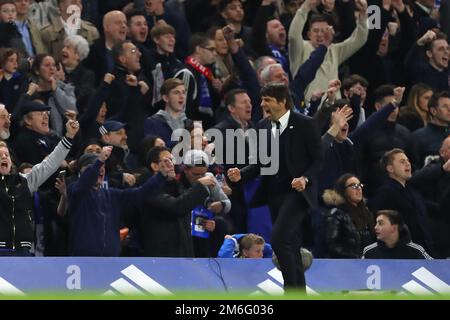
[83,38,110,85]
[41,18,99,62]
[240,111,323,208]
[27,19,47,55]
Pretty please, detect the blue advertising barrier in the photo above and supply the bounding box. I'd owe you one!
[0,258,449,296]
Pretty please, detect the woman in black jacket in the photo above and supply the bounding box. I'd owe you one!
[322,173,375,258]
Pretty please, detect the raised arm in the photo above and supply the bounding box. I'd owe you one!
[24,119,79,193]
[290,44,328,107]
[334,0,369,64]
[251,0,277,57]
[288,0,317,76]
[79,73,114,132]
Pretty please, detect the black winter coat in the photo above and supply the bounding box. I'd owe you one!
[0,174,33,250]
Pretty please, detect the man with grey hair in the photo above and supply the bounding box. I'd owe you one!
[0,104,11,141]
[83,10,128,84]
[260,63,289,87]
[41,0,99,62]
[253,55,277,86]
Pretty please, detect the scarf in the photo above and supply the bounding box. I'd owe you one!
[152,62,165,106]
[268,44,289,76]
[185,56,214,116]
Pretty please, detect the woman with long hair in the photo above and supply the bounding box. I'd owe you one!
[322,173,375,258]
[398,83,433,132]
[26,53,77,137]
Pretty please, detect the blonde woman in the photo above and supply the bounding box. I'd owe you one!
[398,83,433,132]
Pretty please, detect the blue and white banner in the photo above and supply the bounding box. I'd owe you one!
[0,258,448,296]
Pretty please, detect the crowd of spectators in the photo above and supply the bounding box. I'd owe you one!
[0,0,448,269]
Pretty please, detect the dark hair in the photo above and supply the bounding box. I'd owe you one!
[376,209,403,225]
[428,90,450,109]
[424,31,448,52]
[260,83,293,110]
[217,0,243,12]
[0,0,15,7]
[334,173,359,200]
[77,138,103,158]
[206,25,222,39]
[373,84,395,104]
[188,33,212,55]
[31,54,54,77]
[111,40,132,66]
[380,148,405,170]
[0,47,17,67]
[146,146,171,169]
[224,88,247,107]
[126,9,146,25]
[342,74,369,91]
[160,78,185,96]
[308,13,333,30]
[137,135,164,167]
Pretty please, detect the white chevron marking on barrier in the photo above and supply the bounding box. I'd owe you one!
[412,267,450,293]
[0,277,25,295]
[110,278,145,295]
[121,264,173,295]
[402,280,434,295]
[267,268,284,285]
[257,279,285,295]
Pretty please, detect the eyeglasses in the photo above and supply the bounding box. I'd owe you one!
[202,46,216,52]
[33,111,50,117]
[128,48,138,54]
[0,113,11,120]
[345,183,364,190]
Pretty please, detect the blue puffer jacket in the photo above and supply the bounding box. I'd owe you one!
[217,233,273,258]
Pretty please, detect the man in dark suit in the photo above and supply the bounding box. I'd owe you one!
[227,83,323,291]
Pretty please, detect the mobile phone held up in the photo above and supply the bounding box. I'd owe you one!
[58,170,66,180]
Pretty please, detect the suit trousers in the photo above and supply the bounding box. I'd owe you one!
[268,191,309,290]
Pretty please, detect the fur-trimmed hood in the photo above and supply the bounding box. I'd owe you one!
[322,189,346,207]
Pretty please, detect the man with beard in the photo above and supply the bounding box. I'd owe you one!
[98,120,136,189]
